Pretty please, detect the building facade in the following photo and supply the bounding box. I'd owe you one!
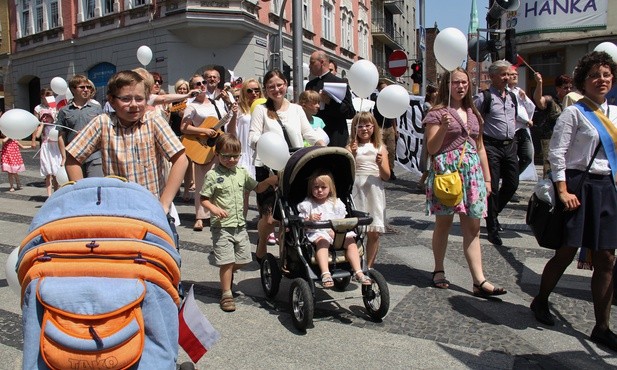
[505,0,615,94]
[370,0,416,90]
[6,0,369,111]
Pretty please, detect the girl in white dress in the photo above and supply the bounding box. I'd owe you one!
[34,110,64,196]
[348,112,391,268]
[297,170,371,288]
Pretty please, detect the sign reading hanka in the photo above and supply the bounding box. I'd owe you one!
[510,0,607,34]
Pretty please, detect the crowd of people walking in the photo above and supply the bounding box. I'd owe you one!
[2,48,616,351]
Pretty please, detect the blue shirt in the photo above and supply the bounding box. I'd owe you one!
[474,86,517,140]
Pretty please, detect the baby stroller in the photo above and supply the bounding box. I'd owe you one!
[17,177,183,369]
[259,146,390,331]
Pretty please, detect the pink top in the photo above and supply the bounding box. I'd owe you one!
[422,106,481,154]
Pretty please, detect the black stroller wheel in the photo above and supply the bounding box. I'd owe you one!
[362,269,390,321]
[260,253,281,299]
[289,278,314,331]
[333,276,352,291]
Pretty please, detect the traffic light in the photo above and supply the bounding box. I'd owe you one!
[411,62,422,83]
[505,28,517,64]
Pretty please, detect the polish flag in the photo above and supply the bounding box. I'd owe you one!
[178,285,221,363]
[55,95,68,110]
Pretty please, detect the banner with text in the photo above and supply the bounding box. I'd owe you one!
[395,96,425,178]
[510,0,607,34]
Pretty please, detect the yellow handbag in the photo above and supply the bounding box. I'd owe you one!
[433,144,466,207]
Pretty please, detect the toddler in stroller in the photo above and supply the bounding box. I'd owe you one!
[259,146,389,331]
[297,169,372,288]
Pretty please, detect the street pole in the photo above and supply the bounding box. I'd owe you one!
[278,0,286,72]
[420,0,426,96]
[476,28,481,95]
[292,0,303,101]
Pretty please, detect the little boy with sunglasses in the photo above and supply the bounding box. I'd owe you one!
[200,133,277,312]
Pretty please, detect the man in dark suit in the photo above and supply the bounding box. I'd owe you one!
[305,51,356,147]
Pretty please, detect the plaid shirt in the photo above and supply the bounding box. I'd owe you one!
[67,111,184,197]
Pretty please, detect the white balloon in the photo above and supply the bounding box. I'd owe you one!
[347,60,379,98]
[5,248,21,296]
[376,85,410,119]
[434,27,468,71]
[137,45,153,66]
[50,77,67,95]
[594,42,617,62]
[55,166,69,185]
[48,127,59,141]
[256,132,290,171]
[0,109,41,140]
[303,63,310,78]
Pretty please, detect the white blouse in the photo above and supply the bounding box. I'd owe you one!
[549,99,616,182]
[249,101,322,167]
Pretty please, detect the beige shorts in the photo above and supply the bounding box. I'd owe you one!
[211,226,253,266]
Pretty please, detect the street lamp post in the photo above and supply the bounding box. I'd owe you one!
[268,0,303,101]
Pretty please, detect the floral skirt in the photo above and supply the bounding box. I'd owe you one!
[426,141,487,218]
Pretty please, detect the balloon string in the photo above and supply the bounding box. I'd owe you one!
[448,74,451,108]
[41,122,79,133]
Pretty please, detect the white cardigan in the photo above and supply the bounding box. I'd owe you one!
[249,101,322,167]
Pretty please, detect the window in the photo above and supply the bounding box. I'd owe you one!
[302,0,311,30]
[103,0,115,14]
[50,1,59,28]
[340,11,353,51]
[273,0,282,14]
[86,0,95,19]
[322,1,333,42]
[22,10,31,36]
[358,25,369,58]
[134,0,147,6]
[35,0,44,33]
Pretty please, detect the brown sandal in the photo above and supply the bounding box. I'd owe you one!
[220,296,236,312]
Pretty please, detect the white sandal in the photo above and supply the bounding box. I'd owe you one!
[354,271,372,286]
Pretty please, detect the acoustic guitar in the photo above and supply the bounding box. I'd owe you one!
[181,116,225,164]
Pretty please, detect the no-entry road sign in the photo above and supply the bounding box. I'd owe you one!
[388,50,408,78]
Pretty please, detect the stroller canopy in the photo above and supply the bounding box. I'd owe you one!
[281,146,356,207]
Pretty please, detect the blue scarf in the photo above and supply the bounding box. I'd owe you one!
[574,97,617,183]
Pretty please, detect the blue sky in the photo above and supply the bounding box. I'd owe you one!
[422,0,489,36]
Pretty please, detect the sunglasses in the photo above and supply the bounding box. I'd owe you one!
[219,153,241,160]
[77,85,93,90]
[193,81,205,87]
[246,88,261,94]
[154,80,163,85]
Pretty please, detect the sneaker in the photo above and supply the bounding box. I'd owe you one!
[267,233,277,245]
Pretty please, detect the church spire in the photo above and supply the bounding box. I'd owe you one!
[469,0,479,36]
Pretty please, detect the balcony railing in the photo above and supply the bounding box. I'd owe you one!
[384,0,404,15]
[371,17,404,49]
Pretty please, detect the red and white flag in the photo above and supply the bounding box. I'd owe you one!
[178,285,221,363]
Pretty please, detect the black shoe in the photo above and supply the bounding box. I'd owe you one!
[495,219,504,232]
[487,231,503,246]
[590,327,617,352]
[511,193,521,203]
[530,298,555,326]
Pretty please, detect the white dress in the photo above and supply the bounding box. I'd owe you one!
[297,198,356,244]
[352,143,386,233]
[39,125,62,177]
[236,112,255,179]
